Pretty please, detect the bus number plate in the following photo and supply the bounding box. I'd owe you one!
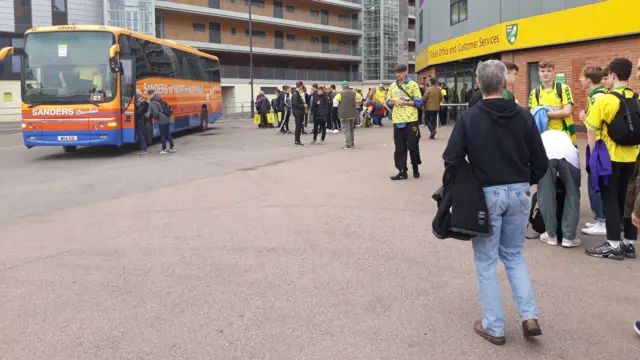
[58,136,77,141]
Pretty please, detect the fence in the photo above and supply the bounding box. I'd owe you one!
[221,65,362,82]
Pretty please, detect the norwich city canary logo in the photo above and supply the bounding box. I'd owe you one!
[506,24,518,45]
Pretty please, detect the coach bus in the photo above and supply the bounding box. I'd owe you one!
[0,25,222,152]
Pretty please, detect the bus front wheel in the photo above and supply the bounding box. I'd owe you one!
[199,107,209,132]
[63,146,77,153]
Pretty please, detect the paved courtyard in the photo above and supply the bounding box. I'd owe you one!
[0,120,639,359]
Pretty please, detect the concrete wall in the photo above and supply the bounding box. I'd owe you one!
[0,0,15,32]
[67,0,103,25]
[0,81,21,123]
[32,0,53,27]
[416,0,604,56]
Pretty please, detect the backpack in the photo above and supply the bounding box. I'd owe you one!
[605,89,640,145]
[159,99,173,116]
[534,82,563,105]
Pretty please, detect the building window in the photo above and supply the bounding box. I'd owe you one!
[260,87,279,95]
[244,0,264,8]
[286,34,295,41]
[338,40,346,46]
[419,9,423,43]
[310,10,318,17]
[450,0,467,25]
[245,29,266,38]
[528,62,541,94]
[311,37,320,44]
[14,0,32,34]
[231,28,236,35]
[51,0,67,25]
[193,23,205,32]
[338,15,346,21]
[285,5,294,13]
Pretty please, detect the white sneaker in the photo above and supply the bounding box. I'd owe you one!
[159,150,168,155]
[584,222,597,228]
[581,222,606,236]
[561,237,581,248]
[333,129,339,134]
[169,147,177,153]
[540,232,558,246]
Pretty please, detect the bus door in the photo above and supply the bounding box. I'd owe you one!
[119,56,136,143]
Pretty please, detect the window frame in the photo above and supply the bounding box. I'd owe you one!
[338,15,346,22]
[450,0,468,26]
[310,9,319,17]
[243,0,264,7]
[311,37,320,44]
[285,5,295,13]
[51,0,67,26]
[286,34,295,41]
[193,23,205,32]
[245,29,266,38]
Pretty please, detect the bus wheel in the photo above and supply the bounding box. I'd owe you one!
[199,107,208,132]
[144,121,153,145]
[63,146,77,153]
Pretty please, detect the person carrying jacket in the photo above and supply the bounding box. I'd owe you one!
[442,60,548,346]
[291,81,307,146]
[135,89,150,155]
[147,89,175,154]
[310,85,330,144]
[422,77,443,138]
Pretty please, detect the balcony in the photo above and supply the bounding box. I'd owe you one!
[408,5,415,18]
[311,0,362,10]
[221,65,362,82]
[158,25,363,61]
[156,1,362,36]
[409,52,415,63]
[408,28,415,41]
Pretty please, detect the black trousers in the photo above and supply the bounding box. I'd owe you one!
[393,121,422,171]
[418,109,423,126]
[425,110,438,134]
[313,116,326,141]
[259,113,268,128]
[332,108,341,130]
[439,107,448,125]
[294,115,304,143]
[600,161,638,241]
[280,110,291,132]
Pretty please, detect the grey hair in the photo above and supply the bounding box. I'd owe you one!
[476,60,508,96]
[259,91,265,96]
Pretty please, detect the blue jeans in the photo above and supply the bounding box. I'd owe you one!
[472,183,538,337]
[136,123,147,151]
[372,114,383,126]
[159,123,174,151]
[587,178,605,221]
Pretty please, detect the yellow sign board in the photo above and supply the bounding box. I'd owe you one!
[417,0,640,70]
[3,92,11,102]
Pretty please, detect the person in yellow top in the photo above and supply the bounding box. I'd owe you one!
[584,57,639,260]
[528,60,577,146]
[334,81,362,149]
[386,64,423,180]
[370,84,386,127]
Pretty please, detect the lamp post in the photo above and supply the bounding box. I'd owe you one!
[249,0,254,119]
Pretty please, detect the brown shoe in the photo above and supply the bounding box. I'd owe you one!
[473,320,506,345]
[522,319,542,338]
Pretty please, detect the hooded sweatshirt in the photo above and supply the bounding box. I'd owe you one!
[443,98,548,187]
[149,93,170,125]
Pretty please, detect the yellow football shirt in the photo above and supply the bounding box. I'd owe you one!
[584,87,640,163]
[528,81,576,145]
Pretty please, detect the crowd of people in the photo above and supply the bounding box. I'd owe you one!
[440,57,640,345]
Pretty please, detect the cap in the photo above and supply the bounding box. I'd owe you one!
[341,81,349,86]
[394,64,408,73]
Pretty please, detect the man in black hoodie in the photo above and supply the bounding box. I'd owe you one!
[291,81,307,146]
[442,60,548,346]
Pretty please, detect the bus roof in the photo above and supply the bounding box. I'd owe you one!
[24,25,219,61]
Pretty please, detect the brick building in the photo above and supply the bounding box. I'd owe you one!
[415,0,640,133]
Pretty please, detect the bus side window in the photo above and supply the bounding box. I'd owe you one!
[129,36,151,80]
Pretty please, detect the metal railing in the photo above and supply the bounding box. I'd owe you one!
[221,65,362,82]
[408,5,415,16]
[409,52,415,62]
[158,25,362,57]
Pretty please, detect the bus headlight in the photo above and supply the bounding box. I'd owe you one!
[21,123,26,129]
[107,122,117,128]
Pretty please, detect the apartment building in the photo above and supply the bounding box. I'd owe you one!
[0,0,102,121]
[416,0,640,133]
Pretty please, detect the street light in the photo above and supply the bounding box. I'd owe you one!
[249,0,254,119]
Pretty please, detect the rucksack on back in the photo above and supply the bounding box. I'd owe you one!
[605,89,640,145]
[159,99,173,116]
[534,82,563,105]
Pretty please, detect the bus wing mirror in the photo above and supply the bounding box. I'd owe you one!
[109,44,120,73]
[0,47,15,61]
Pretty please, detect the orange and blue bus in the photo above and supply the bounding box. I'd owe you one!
[0,25,222,152]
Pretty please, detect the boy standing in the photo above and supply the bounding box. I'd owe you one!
[310,86,330,145]
[528,60,577,146]
[579,66,608,236]
[584,58,639,260]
